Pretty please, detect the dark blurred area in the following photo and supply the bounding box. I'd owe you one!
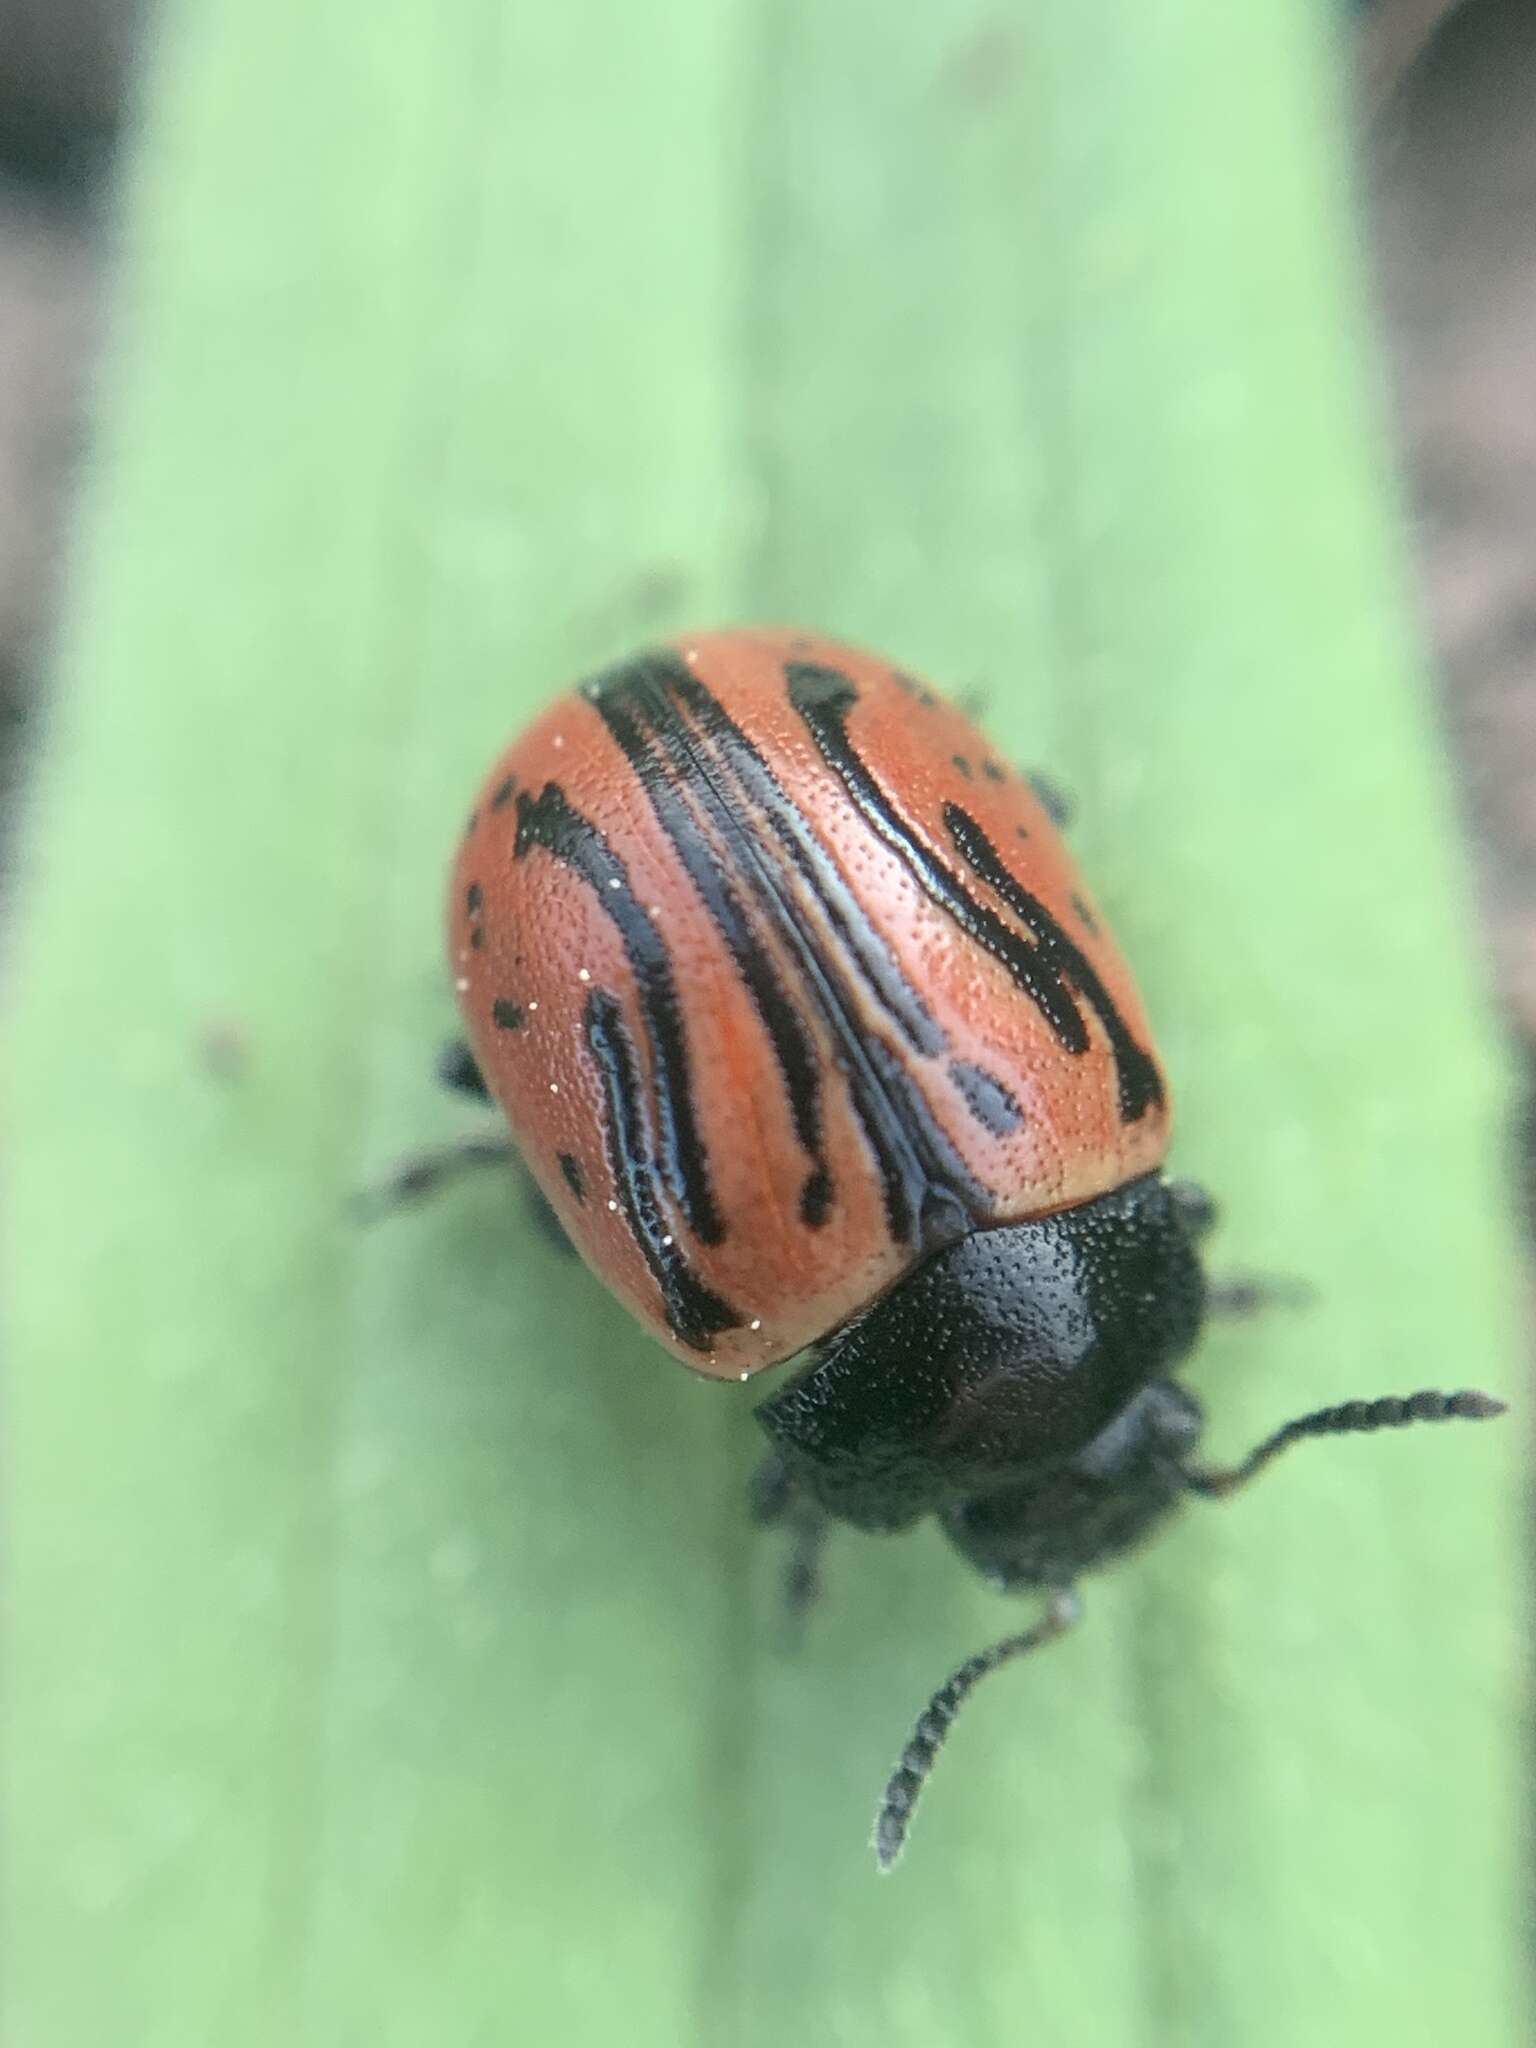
[0,0,1532,1070]
[0,0,135,834]
[1371,0,1536,1037]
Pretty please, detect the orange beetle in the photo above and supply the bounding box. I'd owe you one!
[416,629,1502,1866]
[450,628,1168,1378]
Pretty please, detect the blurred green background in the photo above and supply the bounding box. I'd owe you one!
[2,2,1528,2044]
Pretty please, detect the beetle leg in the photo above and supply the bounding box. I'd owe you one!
[437,1037,490,1099]
[749,1453,831,1639]
[352,1037,502,1212]
[748,1451,795,1523]
[1166,1177,1217,1237]
[356,1126,579,1261]
[1025,770,1073,827]
[352,1134,515,1218]
[1166,1182,1311,1319]
[1205,1272,1315,1319]
[522,1171,577,1257]
[782,1507,830,1633]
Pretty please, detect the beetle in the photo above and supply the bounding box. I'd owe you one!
[387,626,1502,1868]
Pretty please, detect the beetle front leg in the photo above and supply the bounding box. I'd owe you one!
[750,1453,831,1639]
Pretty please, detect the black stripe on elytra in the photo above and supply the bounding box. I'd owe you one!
[594,654,984,1250]
[948,1061,1023,1136]
[786,663,1163,1124]
[943,806,1162,1121]
[643,660,946,1062]
[557,1151,586,1203]
[583,990,740,1350]
[587,654,932,1245]
[862,1034,974,1249]
[514,782,724,1243]
[589,672,835,1226]
[592,656,943,1062]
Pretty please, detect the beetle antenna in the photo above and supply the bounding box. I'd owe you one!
[1182,1387,1505,1499]
[872,1589,1080,1872]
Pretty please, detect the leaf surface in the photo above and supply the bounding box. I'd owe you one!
[6,3,1522,2043]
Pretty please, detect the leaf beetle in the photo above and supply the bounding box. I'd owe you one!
[385,627,1503,1867]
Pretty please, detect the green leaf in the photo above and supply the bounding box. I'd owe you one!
[6,1,1523,2043]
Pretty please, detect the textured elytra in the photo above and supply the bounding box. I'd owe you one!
[449,629,1170,1377]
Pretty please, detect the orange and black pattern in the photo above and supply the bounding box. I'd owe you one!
[450,630,1170,1378]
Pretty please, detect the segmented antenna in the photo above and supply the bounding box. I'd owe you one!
[1183,1387,1505,1498]
[872,1590,1080,1872]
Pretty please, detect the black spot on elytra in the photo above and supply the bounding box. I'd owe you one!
[1015,823,1029,841]
[1072,892,1099,936]
[558,1151,586,1203]
[466,882,483,916]
[491,774,517,811]
[982,759,1005,783]
[951,754,973,780]
[469,927,484,950]
[799,1165,833,1227]
[492,999,525,1031]
[464,809,479,839]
